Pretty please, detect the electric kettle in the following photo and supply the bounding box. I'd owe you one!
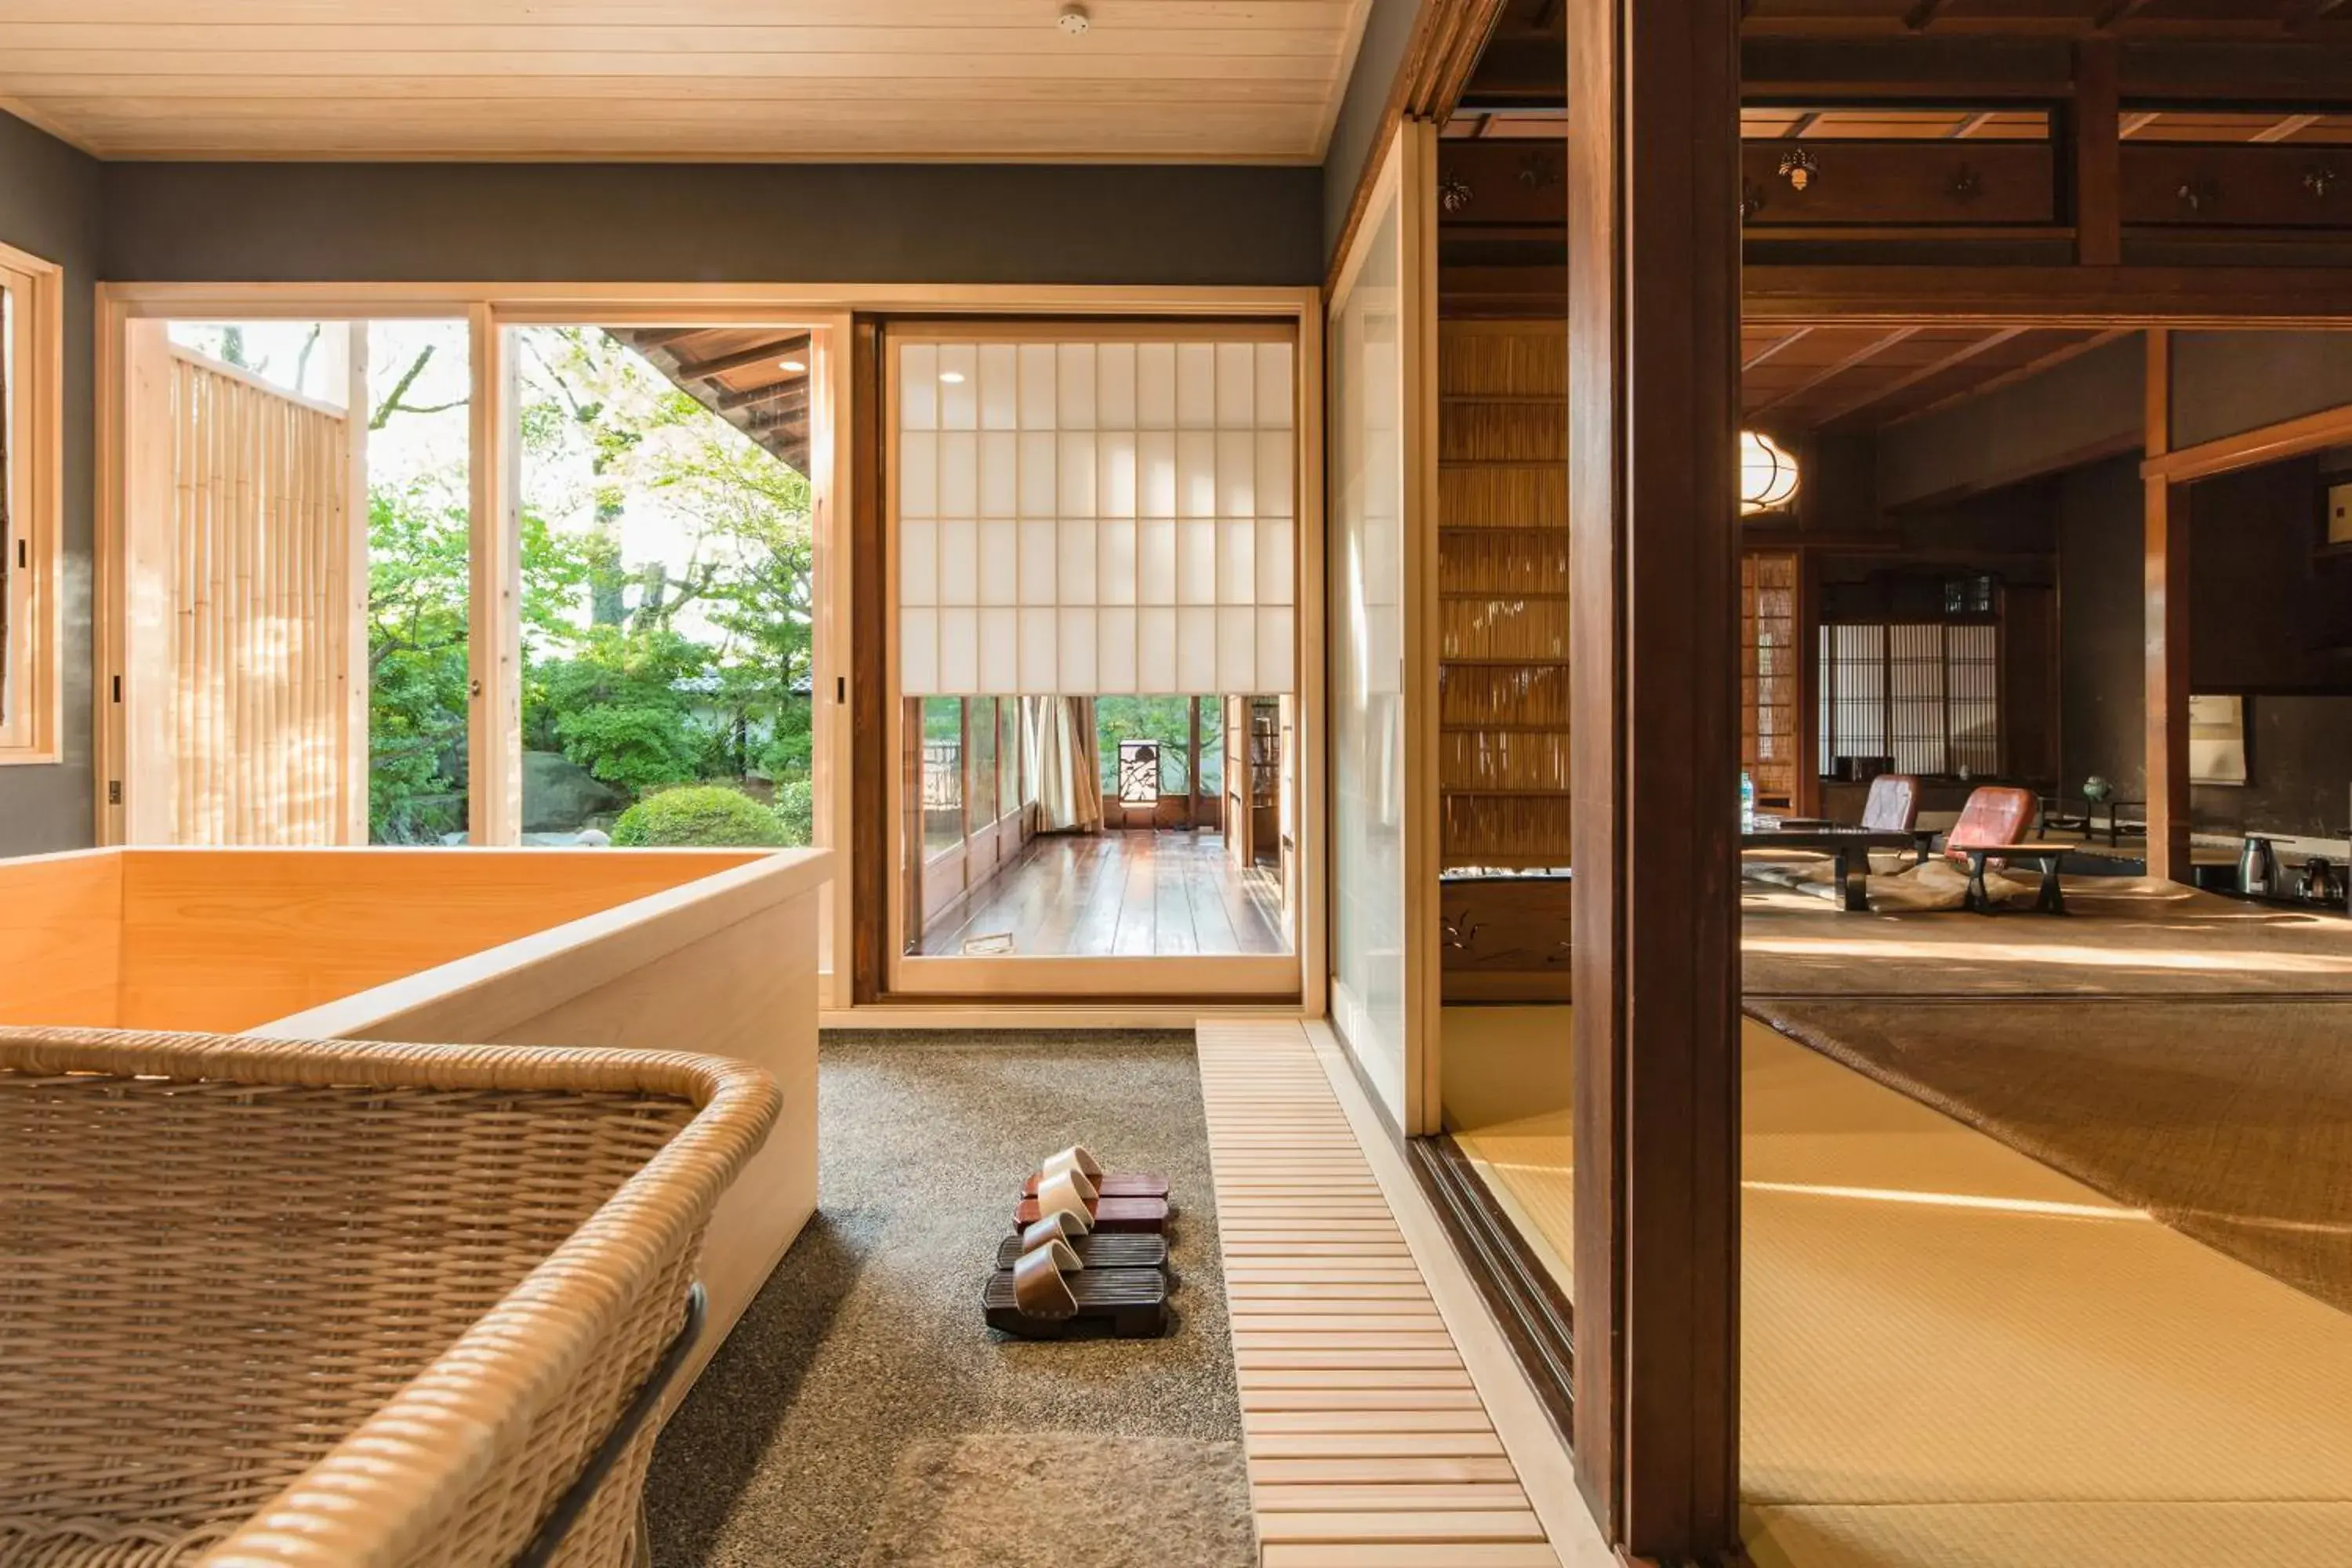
[2240,835,2279,898]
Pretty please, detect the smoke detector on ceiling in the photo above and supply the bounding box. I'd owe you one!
[1058,4,1091,35]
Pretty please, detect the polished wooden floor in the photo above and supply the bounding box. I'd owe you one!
[916,829,1289,958]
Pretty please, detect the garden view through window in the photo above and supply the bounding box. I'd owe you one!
[150,320,822,851]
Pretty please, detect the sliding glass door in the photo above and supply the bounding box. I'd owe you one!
[1327,124,1441,1133]
[884,325,1308,999]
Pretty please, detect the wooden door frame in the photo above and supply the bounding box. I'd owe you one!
[854,297,1327,1009]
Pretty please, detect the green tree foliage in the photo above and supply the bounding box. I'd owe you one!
[611,785,789,848]
[363,325,818,840]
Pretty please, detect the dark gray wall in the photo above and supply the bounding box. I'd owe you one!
[2173,331,2352,450]
[101,162,1323,286]
[2054,448,2352,839]
[0,111,103,857]
[2193,696,2352,841]
[1320,0,1421,269]
[2056,455,2147,802]
[1878,332,2143,510]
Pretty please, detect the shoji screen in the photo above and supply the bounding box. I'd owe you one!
[896,335,1296,697]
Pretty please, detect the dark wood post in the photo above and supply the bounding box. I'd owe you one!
[2073,40,2123,268]
[2143,329,2193,884]
[1567,0,1744,1559]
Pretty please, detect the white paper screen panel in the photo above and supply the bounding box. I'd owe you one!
[898,337,1297,697]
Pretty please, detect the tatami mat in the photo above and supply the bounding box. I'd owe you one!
[1439,1005,2352,1566]
[1748,1023,2352,1563]
[1196,1019,1569,1568]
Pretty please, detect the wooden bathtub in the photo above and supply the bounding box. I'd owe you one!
[0,844,831,1389]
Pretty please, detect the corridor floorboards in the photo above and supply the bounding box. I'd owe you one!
[919,830,1288,958]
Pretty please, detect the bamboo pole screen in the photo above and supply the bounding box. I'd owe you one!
[165,349,355,844]
[1436,321,1569,869]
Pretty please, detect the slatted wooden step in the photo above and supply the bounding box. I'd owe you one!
[1198,1019,1566,1568]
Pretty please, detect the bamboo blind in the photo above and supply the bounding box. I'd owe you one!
[1740,551,1799,806]
[167,350,354,845]
[1437,322,1570,869]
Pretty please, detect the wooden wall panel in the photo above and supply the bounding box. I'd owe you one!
[162,349,354,846]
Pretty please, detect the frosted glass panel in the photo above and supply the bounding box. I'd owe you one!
[1258,430,1294,517]
[1258,517,1294,606]
[896,334,1299,696]
[902,520,938,605]
[1018,344,1057,427]
[1218,607,1257,691]
[1059,519,1098,604]
[1138,607,1178,691]
[1177,607,1217,691]
[1328,193,1409,1129]
[1100,520,1138,606]
[1098,607,1138,692]
[978,608,1018,693]
[978,521,1017,605]
[902,344,939,428]
[978,344,1018,430]
[1098,343,1137,429]
[1216,343,1255,426]
[1098,432,1138,518]
[1219,519,1256,604]
[1057,343,1096,429]
[902,608,939,695]
[1217,430,1256,517]
[1177,431,1217,519]
[1019,520,1058,606]
[1137,520,1176,606]
[1019,431,1058,516]
[939,432,978,517]
[1058,434,1097,518]
[1139,431,1178,519]
[938,521,978,606]
[1059,607,1098,691]
[940,606,978,686]
[1177,520,1217,605]
[1257,343,1294,428]
[1176,343,1216,428]
[1019,608,1058,691]
[939,344,978,429]
[1137,343,1177,427]
[901,433,938,519]
[978,432,1017,517]
[1258,607,1295,691]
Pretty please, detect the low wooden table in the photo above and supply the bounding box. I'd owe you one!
[1740,826,1926,913]
[1953,842,2070,915]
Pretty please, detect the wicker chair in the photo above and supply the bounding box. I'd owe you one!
[0,1027,780,1568]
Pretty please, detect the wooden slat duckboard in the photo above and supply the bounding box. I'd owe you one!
[1196,1018,1565,1568]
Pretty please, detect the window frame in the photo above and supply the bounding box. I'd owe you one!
[0,241,62,765]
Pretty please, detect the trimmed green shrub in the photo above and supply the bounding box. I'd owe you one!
[771,779,815,847]
[611,785,789,848]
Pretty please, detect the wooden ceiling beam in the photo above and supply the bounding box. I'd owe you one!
[2252,112,2325,141]
[626,327,713,351]
[2286,0,2352,34]
[1747,325,1920,420]
[1807,326,2027,429]
[1889,328,2129,427]
[672,333,810,383]
[2093,0,2157,34]
[1902,0,1953,33]
[1742,325,1814,372]
[717,380,811,414]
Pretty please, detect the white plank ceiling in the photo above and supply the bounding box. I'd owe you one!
[0,0,1373,163]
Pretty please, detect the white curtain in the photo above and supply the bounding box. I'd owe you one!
[1029,695,1102,833]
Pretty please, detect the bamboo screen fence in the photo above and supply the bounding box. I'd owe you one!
[165,348,356,844]
[1436,321,1570,869]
